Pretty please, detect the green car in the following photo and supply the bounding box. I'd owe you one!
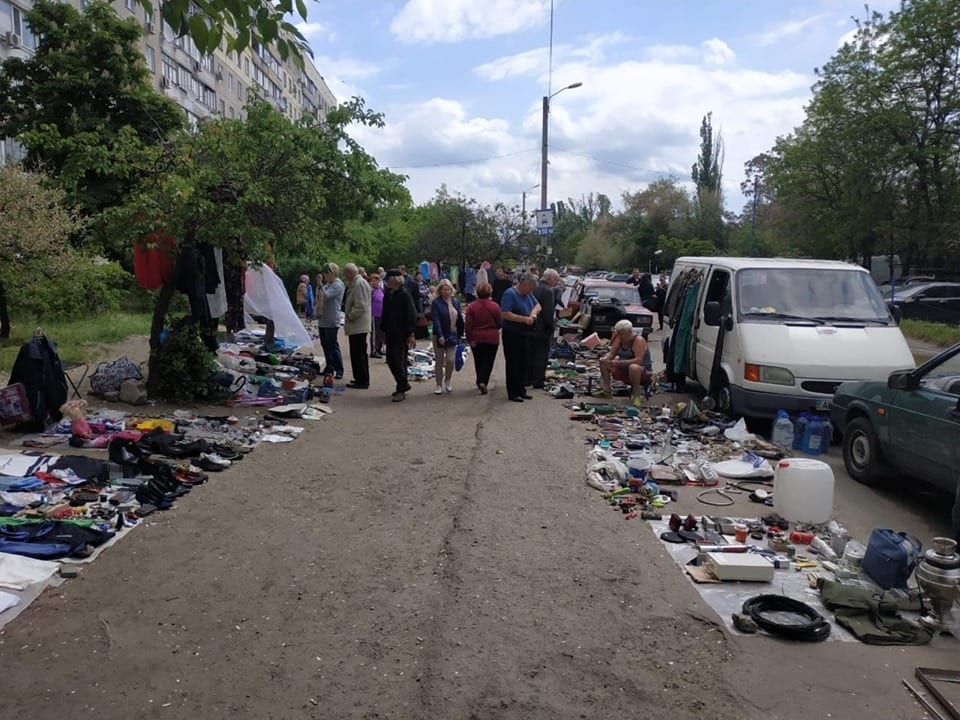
[830,343,960,538]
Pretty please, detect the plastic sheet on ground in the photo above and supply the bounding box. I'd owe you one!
[243,265,312,347]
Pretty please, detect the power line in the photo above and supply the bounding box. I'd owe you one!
[551,145,681,177]
[388,147,538,170]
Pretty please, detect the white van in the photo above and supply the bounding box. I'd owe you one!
[663,257,915,418]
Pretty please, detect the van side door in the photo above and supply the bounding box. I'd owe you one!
[694,268,732,386]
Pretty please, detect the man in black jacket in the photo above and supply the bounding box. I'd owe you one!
[528,269,561,388]
[381,270,418,402]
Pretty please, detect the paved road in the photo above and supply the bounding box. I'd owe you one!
[0,334,956,720]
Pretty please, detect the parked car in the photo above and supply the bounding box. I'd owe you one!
[879,275,936,294]
[885,282,960,324]
[831,342,960,496]
[605,273,632,283]
[565,279,653,337]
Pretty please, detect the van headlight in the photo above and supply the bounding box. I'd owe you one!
[744,363,795,386]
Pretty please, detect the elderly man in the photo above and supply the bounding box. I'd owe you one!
[380,269,418,402]
[499,273,541,402]
[317,262,345,379]
[529,269,561,389]
[343,263,372,389]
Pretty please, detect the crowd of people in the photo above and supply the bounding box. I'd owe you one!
[294,264,652,404]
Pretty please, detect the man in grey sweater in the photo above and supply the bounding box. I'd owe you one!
[316,262,345,379]
[343,263,372,389]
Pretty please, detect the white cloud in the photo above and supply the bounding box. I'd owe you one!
[297,21,336,43]
[313,56,382,81]
[476,47,549,82]
[754,14,830,47]
[390,0,552,44]
[702,38,735,66]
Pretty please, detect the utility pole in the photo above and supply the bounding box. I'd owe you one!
[748,175,759,257]
[540,95,549,212]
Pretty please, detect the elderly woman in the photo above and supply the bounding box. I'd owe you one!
[595,319,651,406]
[430,279,464,394]
[499,273,540,402]
[464,282,502,394]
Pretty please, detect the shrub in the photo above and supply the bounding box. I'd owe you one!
[148,318,217,401]
[11,259,133,320]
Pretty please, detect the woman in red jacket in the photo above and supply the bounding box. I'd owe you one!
[464,282,502,395]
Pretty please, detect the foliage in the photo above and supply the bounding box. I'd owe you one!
[755,0,960,269]
[620,179,693,267]
[0,312,151,369]
[576,215,632,269]
[691,112,727,251]
[0,0,184,252]
[142,0,310,63]
[148,319,217,401]
[552,194,611,265]
[0,165,84,337]
[900,319,960,349]
[10,261,133,322]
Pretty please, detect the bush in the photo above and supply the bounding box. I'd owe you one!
[148,318,217,401]
[11,259,133,320]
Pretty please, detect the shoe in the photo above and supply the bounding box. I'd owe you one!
[509,396,524,402]
[592,389,613,399]
[631,396,644,408]
[520,393,533,400]
[391,392,406,402]
[479,383,488,395]
[198,452,231,469]
[334,372,344,380]
[444,382,453,393]
[347,381,369,389]
[434,385,444,395]
[401,383,412,393]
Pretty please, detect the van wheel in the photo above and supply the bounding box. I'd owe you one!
[842,417,889,487]
[713,378,732,415]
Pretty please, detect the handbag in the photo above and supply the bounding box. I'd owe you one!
[860,528,922,590]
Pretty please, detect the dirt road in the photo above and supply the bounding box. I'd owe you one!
[0,337,956,719]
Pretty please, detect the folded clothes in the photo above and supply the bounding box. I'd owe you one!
[0,477,45,491]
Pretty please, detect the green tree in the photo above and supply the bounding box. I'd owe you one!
[621,179,693,267]
[0,0,184,253]
[691,112,727,250]
[0,166,84,337]
[108,98,407,396]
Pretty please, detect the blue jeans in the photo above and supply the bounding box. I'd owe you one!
[318,327,343,374]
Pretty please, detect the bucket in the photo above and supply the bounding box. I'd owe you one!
[773,458,835,524]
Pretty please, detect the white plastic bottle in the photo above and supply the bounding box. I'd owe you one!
[771,410,795,449]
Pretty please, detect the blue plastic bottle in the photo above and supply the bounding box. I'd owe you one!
[793,413,808,450]
[802,415,824,455]
[771,410,795,448]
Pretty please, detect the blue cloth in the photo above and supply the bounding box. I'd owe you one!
[305,284,315,317]
[431,297,462,344]
[464,267,477,295]
[500,287,537,334]
[0,476,45,491]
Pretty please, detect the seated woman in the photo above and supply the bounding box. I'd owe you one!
[594,319,651,406]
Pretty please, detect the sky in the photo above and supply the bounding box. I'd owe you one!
[297,0,901,215]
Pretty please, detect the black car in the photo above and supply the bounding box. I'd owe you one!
[886,282,960,324]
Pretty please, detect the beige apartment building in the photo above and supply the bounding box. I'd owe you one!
[1,0,337,160]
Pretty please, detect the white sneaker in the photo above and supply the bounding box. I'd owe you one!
[444,381,453,393]
[434,385,443,395]
[199,452,231,469]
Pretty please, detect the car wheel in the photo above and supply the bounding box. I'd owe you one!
[842,417,889,486]
[712,376,732,415]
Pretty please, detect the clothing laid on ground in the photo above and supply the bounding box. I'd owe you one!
[0,520,113,559]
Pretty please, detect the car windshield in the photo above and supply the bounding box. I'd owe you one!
[590,286,640,303]
[737,268,892,323]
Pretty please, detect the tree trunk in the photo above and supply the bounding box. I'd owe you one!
[147,243,186,395]
[0,277,9,339]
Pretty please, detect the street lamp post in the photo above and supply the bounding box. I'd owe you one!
[540,82,582,213]
[521,183,539,229]
[649,249,663,274]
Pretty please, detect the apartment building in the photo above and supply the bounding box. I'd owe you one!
[0,0,337,159]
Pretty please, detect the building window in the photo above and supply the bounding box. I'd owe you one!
[177,64,190,88]
[125,0,134,10]
[190,76,201,99]
[145,8,153,25]
[6,2,37,50]
[228,74,233,92]
[202,85,216,108]
[237,82,242,99]
[219,99,225,115]
[244,58,250,76]
[228,107,235,119]
[145,46,155,73]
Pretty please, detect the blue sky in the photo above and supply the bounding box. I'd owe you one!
[298,0,901,213]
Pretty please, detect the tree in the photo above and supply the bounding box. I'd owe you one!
[0,166,83,338]
[0,0,184,253]
[108,98,407,396]
[691,112,727,250]
[621,179,693,266]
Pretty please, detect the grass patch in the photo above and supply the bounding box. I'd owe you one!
[900,319,960,348]
[0,312,151,370]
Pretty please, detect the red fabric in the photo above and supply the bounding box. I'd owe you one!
[465,298,502,346]
[134,232,175,290]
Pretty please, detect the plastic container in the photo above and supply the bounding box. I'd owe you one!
[627,456,650,479]
[773,458,835,524]
[771,410,795,448]
[793,413,808,449]
[801,415,824,456]
[821,418,833,453]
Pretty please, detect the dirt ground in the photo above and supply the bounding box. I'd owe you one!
[0,330,956,719]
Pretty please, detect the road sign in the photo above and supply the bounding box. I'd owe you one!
[535,209,553,232]
[537,227,552,236]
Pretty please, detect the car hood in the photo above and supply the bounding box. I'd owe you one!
[622,304,652,316]
[739,325,915,380]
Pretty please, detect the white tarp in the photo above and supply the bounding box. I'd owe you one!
[243,265,311,348]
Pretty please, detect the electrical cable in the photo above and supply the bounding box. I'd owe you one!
[741,594,831,642]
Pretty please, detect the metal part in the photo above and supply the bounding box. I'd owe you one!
[915,537,960,635]
[902,678,948,720]
[916,668,960,720]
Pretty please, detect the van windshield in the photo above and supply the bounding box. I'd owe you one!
[737,268,892,324]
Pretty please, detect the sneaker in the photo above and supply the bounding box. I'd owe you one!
[631,396,644,408]
[478,383,488,395]
[444,381,453,393]
[434,385,444,395]
[592,389,613,399]
[198,452,231,469]
[391,391,405,402]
